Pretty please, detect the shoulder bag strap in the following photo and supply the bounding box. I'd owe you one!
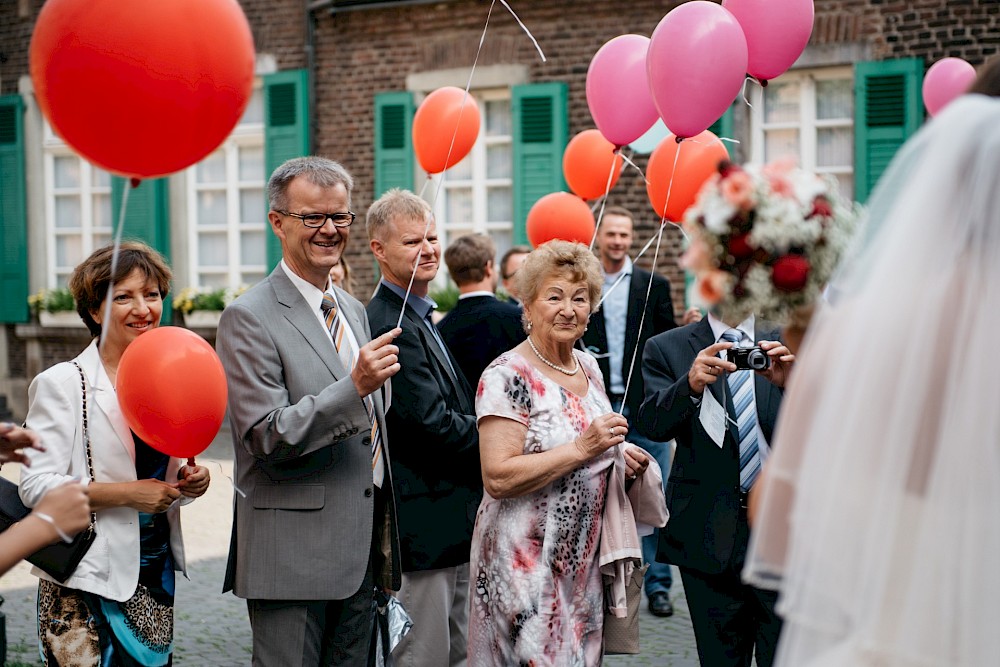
[69,361,97,527]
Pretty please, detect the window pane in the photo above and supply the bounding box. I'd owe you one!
[764,81,800,124]
[485,99,512,136]
[197,151,226,183]
[446,188,473,223]
[817,127,852,167]
[54,195,81,228]
[240,272,265,286]
[817,79,853,119]
[198,273,228,289]
[198,190,228,225]
[53,156,80,188]
[240,230,266,265]
[833,174,854,203]
[487,186,511,223]
[448,153,473,181]
[93,233,111,248]
[239,146,264,181]
[445,227,474,248]
[486,144,511,179]
[56,235,82,267]
[240,188,265,223]
[91,168,111,188]
[93,194,112,231]
[198,232,228,266]
[490,230,513,266]
[241,88,264,125]
[764,129,800,162]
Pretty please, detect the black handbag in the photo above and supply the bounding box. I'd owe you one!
[0,361,96,582]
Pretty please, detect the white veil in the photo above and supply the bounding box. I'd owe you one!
[744,94,1000,666]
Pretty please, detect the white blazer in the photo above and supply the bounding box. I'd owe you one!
[20,340,189,602]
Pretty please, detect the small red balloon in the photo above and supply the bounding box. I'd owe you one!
[413,87,482,175]
[30,0,255,179]
[526,192,596,247]
[117,327,228,458]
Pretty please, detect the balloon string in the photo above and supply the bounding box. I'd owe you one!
[395,0,496,329]
[499,0,546,62]
[617,220,668,418]
[418,177,432,199]
[588,149,620,252]
[95,179,133,382]
[618,150,649,185]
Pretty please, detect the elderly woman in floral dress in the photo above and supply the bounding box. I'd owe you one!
[469,240,654,666]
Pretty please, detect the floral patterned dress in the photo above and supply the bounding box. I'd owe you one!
[469,349,615,667]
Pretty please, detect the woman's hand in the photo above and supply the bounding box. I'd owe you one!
[623,445,651,481]
[0,422,44,465]
[177,464,210,498]
[574,412,629,461]
[127,479,181,513]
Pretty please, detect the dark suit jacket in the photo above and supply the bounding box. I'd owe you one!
[367,285,482,572]
[637,318,783,575]
[582,266,678,417]
[436,294,525,389]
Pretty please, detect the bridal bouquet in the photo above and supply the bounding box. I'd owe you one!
[682,158,859,323]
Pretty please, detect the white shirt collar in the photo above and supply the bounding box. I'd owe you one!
[603,255,633,281]
[458,290,496,300]
[708,312,756,344]
[280,259,333,314]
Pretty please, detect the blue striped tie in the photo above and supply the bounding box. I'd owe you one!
[721,329,760,492]
[322,291,384,488]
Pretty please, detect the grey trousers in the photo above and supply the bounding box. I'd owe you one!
[393,563,470,667]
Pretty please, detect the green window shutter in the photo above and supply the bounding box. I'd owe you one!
[374,91,414,197]
[512,82,568,245]
[0,95,29,323]
[111,177,172,322]
[264,69,310,269]
[708,107,734,139]
[854,58,922,203]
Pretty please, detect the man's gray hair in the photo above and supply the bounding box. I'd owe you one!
[268,156,354,212]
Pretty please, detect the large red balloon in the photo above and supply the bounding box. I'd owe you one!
[646,130,729,222]
[526,192,596,247]
[563,130,623,200]
[413,87,482,175]
[117,327,228,459]
[30,0,255,179]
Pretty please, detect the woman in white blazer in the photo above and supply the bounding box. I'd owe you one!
[20,241,210,666]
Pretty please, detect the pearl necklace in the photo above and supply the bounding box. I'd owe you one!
[527,336,579,376]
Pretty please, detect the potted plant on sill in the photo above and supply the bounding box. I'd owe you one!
[173,285,246,328]
[28,288,83,327]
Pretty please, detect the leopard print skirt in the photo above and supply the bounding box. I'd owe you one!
[38,579,173,666]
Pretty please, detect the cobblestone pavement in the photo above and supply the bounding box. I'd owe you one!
[1,430,700,666]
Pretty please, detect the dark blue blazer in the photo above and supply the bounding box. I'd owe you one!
[436,294,525,390]
[637,317,783,574]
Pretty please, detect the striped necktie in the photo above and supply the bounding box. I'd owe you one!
[721,328,760,492]
[322,291,384,487]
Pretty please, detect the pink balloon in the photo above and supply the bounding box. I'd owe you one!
[923,57,977,116]
[722,0,814,83]
[586,34,660,148]
[647,1,748,139]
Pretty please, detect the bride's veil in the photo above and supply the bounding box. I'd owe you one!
[744,94,1000,666]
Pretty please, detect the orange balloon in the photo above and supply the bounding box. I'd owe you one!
[29,0,255,179]
[563,129,624,200]
[646,130,730,222]
[526,192,596,247]
[412,87,482,174]
[117,327,228,458]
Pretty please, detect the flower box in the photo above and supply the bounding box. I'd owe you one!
[183,310,222,328]
[38,311,84,327]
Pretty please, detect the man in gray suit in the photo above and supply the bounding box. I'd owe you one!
[218,156,403,666]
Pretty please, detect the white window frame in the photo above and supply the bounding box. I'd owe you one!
[42,125,113,288]
[184,85,266,290]
[750,66,854,191]
[431,88,513,285]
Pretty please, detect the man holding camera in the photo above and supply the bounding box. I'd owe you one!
[636,313,793,667]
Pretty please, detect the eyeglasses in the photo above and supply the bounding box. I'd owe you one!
[276,210,356,228]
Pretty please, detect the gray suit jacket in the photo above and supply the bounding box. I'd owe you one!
[218,265,401,600]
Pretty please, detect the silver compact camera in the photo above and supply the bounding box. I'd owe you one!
[728,346,770,371]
